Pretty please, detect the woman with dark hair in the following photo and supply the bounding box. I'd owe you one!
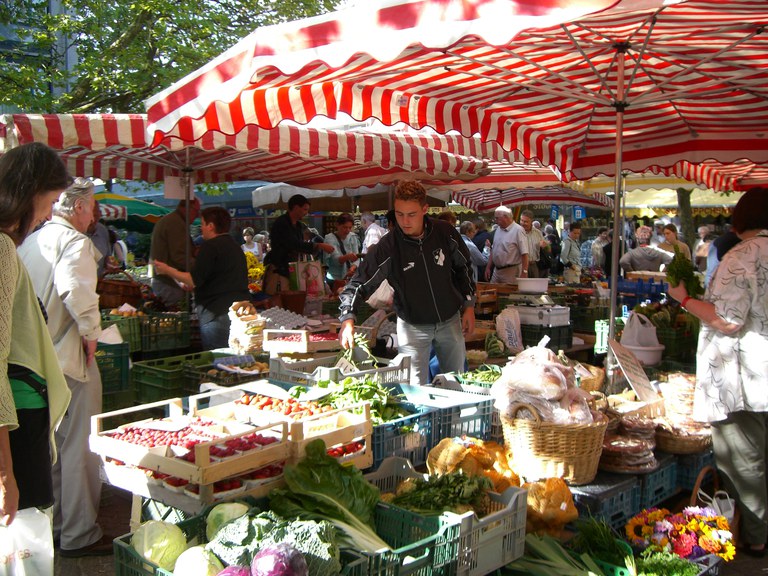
[668,186,768,557]
[0,143,72,532]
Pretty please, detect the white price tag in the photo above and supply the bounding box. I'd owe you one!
[335,357,357,374]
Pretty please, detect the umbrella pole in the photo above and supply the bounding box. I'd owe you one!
[183,167,193,313]
[607,52,627,387]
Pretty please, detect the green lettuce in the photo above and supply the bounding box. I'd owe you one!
[269,438,389,552]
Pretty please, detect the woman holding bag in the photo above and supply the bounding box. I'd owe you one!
[0,144,72,573]
[667,187,768,557]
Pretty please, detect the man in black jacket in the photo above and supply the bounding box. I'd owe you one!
[338,181,476,385]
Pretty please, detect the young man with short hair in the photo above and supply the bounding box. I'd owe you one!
[338,181,475,385]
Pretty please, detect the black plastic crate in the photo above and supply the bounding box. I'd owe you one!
[520,323,573,352]
[678,449,715,491]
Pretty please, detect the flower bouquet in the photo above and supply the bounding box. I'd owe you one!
[626,506,735,562]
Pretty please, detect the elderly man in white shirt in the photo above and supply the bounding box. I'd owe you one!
[360,212,387,254]
[18,178,111,557]
[486,206,529,283]
[520,209,546,278]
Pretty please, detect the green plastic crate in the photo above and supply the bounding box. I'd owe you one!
[101,312,142,352]
[102,388,134,412]
[366,457,527,576]
[96,342,131,393]
[570,305,609,333]
[132,351,216,403]
[140,312,190,352]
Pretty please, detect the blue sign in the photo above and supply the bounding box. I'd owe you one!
[573,205,586,220]
[550,205,559,221]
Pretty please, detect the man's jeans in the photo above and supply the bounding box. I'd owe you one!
[397,312,466,385]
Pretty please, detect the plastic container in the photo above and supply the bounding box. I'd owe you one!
[623,343,665,366]
[95,342,130,393]
[269,353,410,387]
[365,457,527,576]
[520,323,573,351]
[371,403,437,470]
[140,311,190,352]
[101,311,142,352]
[639,453,679,508]
[569,472,641,532]
[677,449,715,491]
[132,351,218,403]
[516,277,548,293]
[512,305,570,326]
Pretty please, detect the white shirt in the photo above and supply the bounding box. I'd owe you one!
[18,216,102,381]
[362,222,387,254]
[491,222,528,267]
[694,231,768,422]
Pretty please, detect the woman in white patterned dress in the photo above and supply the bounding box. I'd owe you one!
[668,187,768,557]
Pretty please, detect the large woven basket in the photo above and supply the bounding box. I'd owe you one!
[97,271,142,309]
[655,429,712,454]
[502,403,608,485]
[579,364,605,392]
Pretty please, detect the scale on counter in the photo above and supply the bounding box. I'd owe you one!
[504,292,556,307]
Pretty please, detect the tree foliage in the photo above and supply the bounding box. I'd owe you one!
[0,0,341,113]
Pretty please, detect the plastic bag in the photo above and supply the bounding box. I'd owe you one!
[698,488,736,522]
[620,312,660,347]
[496,307,523,353]
[0,508,54,576]
[365,279,394,309]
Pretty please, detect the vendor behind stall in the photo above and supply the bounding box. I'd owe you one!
[324,212,361,286]
[261,194,334,295]
[153,206,252,350]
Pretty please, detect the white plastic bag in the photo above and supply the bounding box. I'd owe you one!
[496,307,523,353]
[365,279,394,309]
[698,488,736,522]
[0,508,54,576]
[620,312,660,347]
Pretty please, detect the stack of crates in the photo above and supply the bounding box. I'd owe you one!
[96,342,132,411]
[569,472,641,532]
[140,311,190,354]
[132,351,219,403]
[639,453,679,508]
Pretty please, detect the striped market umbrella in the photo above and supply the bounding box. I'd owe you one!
[145,0,768,338]
[0,113,490,189]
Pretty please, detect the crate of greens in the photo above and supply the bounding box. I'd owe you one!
[366,456,527,576]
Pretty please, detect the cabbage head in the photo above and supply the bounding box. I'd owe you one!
[131,520,187,571]
[173,545,224,576]
[206,502,250,541]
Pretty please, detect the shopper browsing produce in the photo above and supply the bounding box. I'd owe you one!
[338,180,476,386]
[667,186,768,558]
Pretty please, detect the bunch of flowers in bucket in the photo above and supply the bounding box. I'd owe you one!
[245,252,265,291]
[625,506,735,562]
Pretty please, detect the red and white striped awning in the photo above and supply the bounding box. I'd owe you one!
[146,0,768,183]
[0,113,490,187]
[450,187,613,212]
[99,204,127,220]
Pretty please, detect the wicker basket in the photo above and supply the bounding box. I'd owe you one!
[97,271,142,309]
[579,364,605,392]
[655,429,712,454]
[501,403,608,485]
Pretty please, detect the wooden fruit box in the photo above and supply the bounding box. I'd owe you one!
[187,382,373,469]
[263,329,341,354]
[100,459,287,514]
[90,397,290,487]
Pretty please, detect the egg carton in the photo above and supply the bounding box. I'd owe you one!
[259,307,310,330]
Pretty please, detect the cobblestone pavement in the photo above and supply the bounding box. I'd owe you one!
[53,484,768,575]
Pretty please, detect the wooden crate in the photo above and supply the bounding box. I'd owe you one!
[90,398,290,505]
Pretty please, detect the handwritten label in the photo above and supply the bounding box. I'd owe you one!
[608,339,660,403]
[334,357,358,374]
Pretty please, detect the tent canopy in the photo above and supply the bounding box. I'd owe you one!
[0,113,490,189]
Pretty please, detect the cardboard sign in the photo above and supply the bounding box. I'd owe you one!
[608,339,660,403]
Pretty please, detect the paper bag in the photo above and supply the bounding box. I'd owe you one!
[288,260,325,297]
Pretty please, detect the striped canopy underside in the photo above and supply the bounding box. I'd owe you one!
[146,0,768,188]
[0,113,491,188]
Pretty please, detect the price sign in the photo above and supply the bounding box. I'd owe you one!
[608,339,660,403]
[573,205,586,220]
[550,204,560,221]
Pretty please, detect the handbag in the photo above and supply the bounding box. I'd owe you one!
[0,508,54,576]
